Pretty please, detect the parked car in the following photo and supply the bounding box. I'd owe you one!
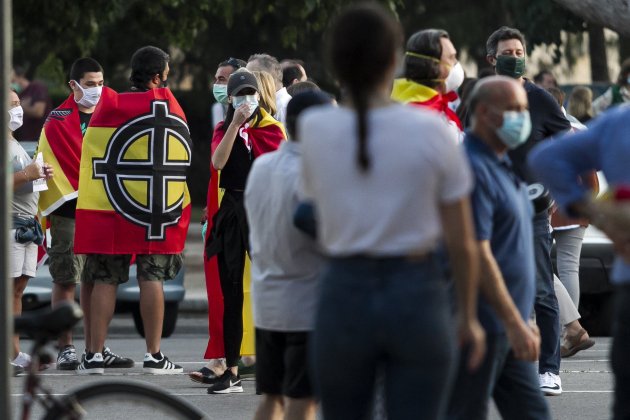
[552,225,615,336]
[20,141,186,338]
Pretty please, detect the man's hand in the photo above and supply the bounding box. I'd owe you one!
[505,318,540,361]
[458,318,486,372]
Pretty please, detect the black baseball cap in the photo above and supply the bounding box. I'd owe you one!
[227,71,259,96]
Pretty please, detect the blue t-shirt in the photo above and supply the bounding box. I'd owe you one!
[465,133,536,333]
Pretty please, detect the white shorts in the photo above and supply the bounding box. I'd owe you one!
[10,230,37,278]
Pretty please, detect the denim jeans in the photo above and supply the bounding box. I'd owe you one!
[311,255,456,420]
[612,285,630,420]
[533,213,561,375]
[447,334,551,420]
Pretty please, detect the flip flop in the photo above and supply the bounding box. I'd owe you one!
[561,328,595,358]
[188,367,220,384]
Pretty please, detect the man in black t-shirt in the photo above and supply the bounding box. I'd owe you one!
[485,26,571,397]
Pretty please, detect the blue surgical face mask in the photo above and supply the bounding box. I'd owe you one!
[232,94,259,115]
[495,110,531,149]
[213,84,228,104]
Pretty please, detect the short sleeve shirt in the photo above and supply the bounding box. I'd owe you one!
[10,139,39,217]
[299,103,472,256]
[465,133,535,333]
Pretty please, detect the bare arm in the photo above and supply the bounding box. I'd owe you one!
[440,197,485,371]
[478,240,540,361]
[211,104,250,170]
[12,162,53,190]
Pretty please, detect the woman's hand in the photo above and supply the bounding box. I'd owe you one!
[232,103,251,127]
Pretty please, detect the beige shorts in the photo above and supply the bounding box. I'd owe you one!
[10,230,37,278]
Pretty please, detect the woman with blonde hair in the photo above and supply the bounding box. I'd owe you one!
[251,70,277,117]
[567,86,594,123]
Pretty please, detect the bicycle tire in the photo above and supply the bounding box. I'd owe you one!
[42,380,207,420]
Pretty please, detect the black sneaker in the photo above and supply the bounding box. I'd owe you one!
[56,345,80,370]
[143,352,183,375]
[11,362,24,376]
[102,347,134,368]
[76,352,104,375]
[207,370,243,394]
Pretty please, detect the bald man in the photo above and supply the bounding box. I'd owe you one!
[446,76,550,420]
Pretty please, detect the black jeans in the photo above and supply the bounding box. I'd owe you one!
[612,284,630,420]
[206,190,249,367]
[533,212,561,374]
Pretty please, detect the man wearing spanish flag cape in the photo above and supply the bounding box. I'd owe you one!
[74,46,188,375]
[38,58,134,372]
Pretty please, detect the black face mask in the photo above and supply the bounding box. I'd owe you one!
[495,55,526,79]
[161,78,168,88]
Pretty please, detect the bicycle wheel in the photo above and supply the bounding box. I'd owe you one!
[42,380,206,420]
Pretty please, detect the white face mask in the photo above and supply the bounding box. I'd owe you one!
[8,106,24,132]
[444,62,465,93]
[73,80,103,108]
[232,94,259,116]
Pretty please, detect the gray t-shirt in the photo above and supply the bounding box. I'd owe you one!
[244,142,323,331]
[10,139,38,217]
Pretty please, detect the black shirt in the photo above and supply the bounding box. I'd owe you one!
[51,111,93,219]
[219,132,252,190]
[508,79,571,183]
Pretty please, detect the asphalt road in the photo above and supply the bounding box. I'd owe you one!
[10,314,614,419]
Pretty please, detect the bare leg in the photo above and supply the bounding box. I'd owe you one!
[89,283,117,353]
[284,397,317,420]
[80,282,94,352]
[52,282,76,347]
[138,279,164,354]
[254,394,283,420]
[13,275,29,357]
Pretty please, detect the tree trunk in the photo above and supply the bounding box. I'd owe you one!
[589,24,610,82]
[554,0,630,37]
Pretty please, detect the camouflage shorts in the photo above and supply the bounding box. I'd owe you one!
[48,215,86,285]
[82,253,183,284]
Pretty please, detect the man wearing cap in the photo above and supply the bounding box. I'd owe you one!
[205,68,285,394]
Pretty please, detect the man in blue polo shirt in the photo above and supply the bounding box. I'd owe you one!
[447,76,550,420]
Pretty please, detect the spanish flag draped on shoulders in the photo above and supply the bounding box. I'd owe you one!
[74,87,192,254]
[38,87,116,217]
[391,78,463,132]
[203,106,285,359]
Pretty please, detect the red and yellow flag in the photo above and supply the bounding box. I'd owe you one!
[75,88,192,254]
[38,91,117,216]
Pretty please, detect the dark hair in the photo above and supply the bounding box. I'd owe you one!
[567,86,593,122]
[13,65,29,79]
[218,57,246,71]
[130,46,170,88]
[69,58,103,82]
[486,26,527,58]
[533,69,555,85]
[455,77,479,126]
[287,81,320,97]
[282,65,304,88]
[404,29,449,90]
[247,53,282,85]
[286,91,333,140]
[327,3,403,171]
[618,58,630,86]
[546,86,565,107]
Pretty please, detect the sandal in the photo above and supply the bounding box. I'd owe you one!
[188,367,221,384]
[561,328,595,358]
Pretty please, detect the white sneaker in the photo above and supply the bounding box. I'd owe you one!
[539,372,562,396]
[12,352,31,368]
